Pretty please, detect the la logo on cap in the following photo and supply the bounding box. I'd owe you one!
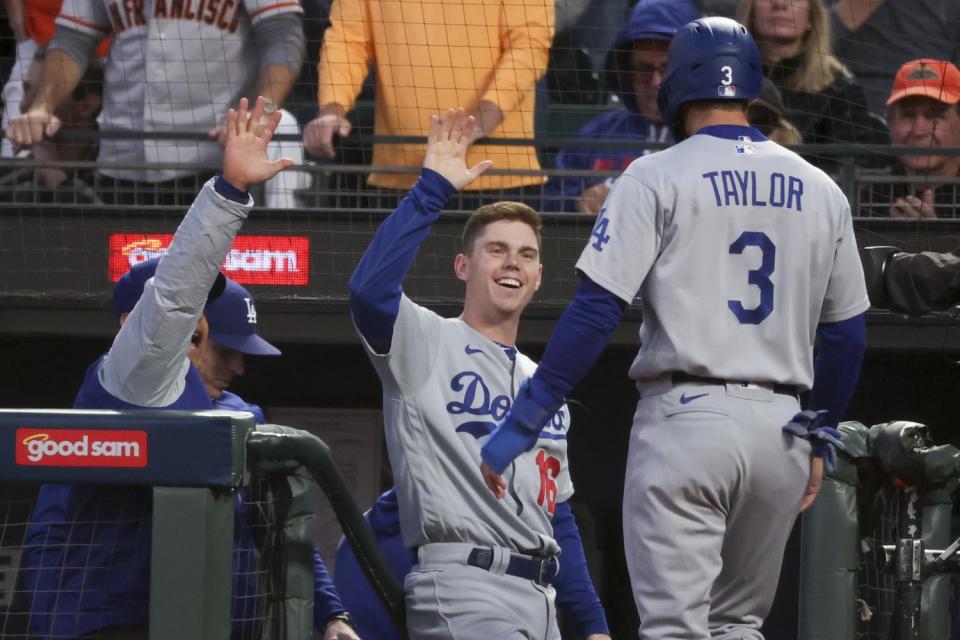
[244,297,257,324]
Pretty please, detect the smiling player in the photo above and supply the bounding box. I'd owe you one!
[349,109,609,640]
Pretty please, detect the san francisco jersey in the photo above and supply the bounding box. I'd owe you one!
[576,126,869,389]
[56,0,301,182]
[360,295,573,556]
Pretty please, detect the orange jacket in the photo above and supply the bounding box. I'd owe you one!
[317,0,553,191]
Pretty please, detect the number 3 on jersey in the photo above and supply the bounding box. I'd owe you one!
[536,450,560,514]
[728,231,775,325]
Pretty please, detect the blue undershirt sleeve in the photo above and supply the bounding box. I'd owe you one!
[553,501,610,637]
[312,546,346,629]
[526,275,627,411]
[807,313,866,427]
[348,169,458,352]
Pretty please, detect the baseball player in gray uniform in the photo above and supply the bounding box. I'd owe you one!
[481,17,870,639]
[349,110,607,640]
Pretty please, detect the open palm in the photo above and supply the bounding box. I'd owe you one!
[221,97,294,192]
[422,109,493,190]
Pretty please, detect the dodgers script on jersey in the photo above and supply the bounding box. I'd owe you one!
[56,0,301,182]
[577,128,870,388]
[361,295,573,556]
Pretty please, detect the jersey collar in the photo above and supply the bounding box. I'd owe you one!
[695,124,769,142]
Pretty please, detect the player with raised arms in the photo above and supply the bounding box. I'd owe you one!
[480,17,869,639]
[18,99,360,640]
[348,109,610,639]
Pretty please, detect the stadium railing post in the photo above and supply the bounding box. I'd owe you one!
[149,485,235,640]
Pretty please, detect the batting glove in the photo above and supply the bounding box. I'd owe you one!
[481,381,554,474]
[782,409,846,472]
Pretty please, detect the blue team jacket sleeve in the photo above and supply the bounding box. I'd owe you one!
[528,276,627,409]
[313,546,346,628]
[348,168,458,352]
[808,313,866,427]
[553,501,610,637]
[481,277,626,471]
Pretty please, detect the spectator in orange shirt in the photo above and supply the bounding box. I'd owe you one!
[302,0,554,208]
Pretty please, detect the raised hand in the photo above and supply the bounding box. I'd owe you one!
[423,108,493,190]
[221,97,294,192]
[5,106,61,148]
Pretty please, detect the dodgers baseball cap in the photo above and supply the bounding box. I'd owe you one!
[886,59,960,106]
[113,257,227,324]
[204,278,281,356]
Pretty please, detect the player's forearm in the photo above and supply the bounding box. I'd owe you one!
[101,181,252,406]
[484,278,625,471]
[312,546,347,627]
[348,169,457,349]
[831,0,886,32]
[552,501,610,638]
[529,277,626,410]
[808,313,866,428]
[29,47,87,114]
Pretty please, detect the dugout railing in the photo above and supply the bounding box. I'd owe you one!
[0,409,404,640]
[2,132,959,211]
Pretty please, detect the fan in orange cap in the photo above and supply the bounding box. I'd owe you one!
[869,59,960,219]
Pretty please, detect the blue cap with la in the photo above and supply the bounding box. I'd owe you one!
[204,279,281,356]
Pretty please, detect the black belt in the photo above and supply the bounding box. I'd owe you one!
[466,547,559,587]
[672,372,799,398]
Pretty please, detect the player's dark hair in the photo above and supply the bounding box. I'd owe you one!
[461,201,542,255]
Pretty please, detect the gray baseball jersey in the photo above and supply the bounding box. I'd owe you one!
[577,126,869,638]
[360,295,573,557]
[56,0,301,182]
[577,130,870,388]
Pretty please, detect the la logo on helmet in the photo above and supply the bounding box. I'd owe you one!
[244,297,258,324]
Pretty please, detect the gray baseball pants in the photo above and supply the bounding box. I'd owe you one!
[624,378,811,639]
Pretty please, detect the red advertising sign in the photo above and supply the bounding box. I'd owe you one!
[108,234,310,285]
[16,429,148,468]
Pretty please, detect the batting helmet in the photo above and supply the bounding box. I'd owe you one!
[656,16,763,130]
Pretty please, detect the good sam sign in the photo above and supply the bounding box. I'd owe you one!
[108,234,310,285]
[16,429,148,467]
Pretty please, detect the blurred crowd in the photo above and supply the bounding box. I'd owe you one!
[0,0,958,217]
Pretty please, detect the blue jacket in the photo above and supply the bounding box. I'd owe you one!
[23,357,213,639]
[544,0,697,212]
[547,111,673,212]
[23,361,345,639]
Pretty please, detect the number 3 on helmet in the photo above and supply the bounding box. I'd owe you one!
[656,17,764,131]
